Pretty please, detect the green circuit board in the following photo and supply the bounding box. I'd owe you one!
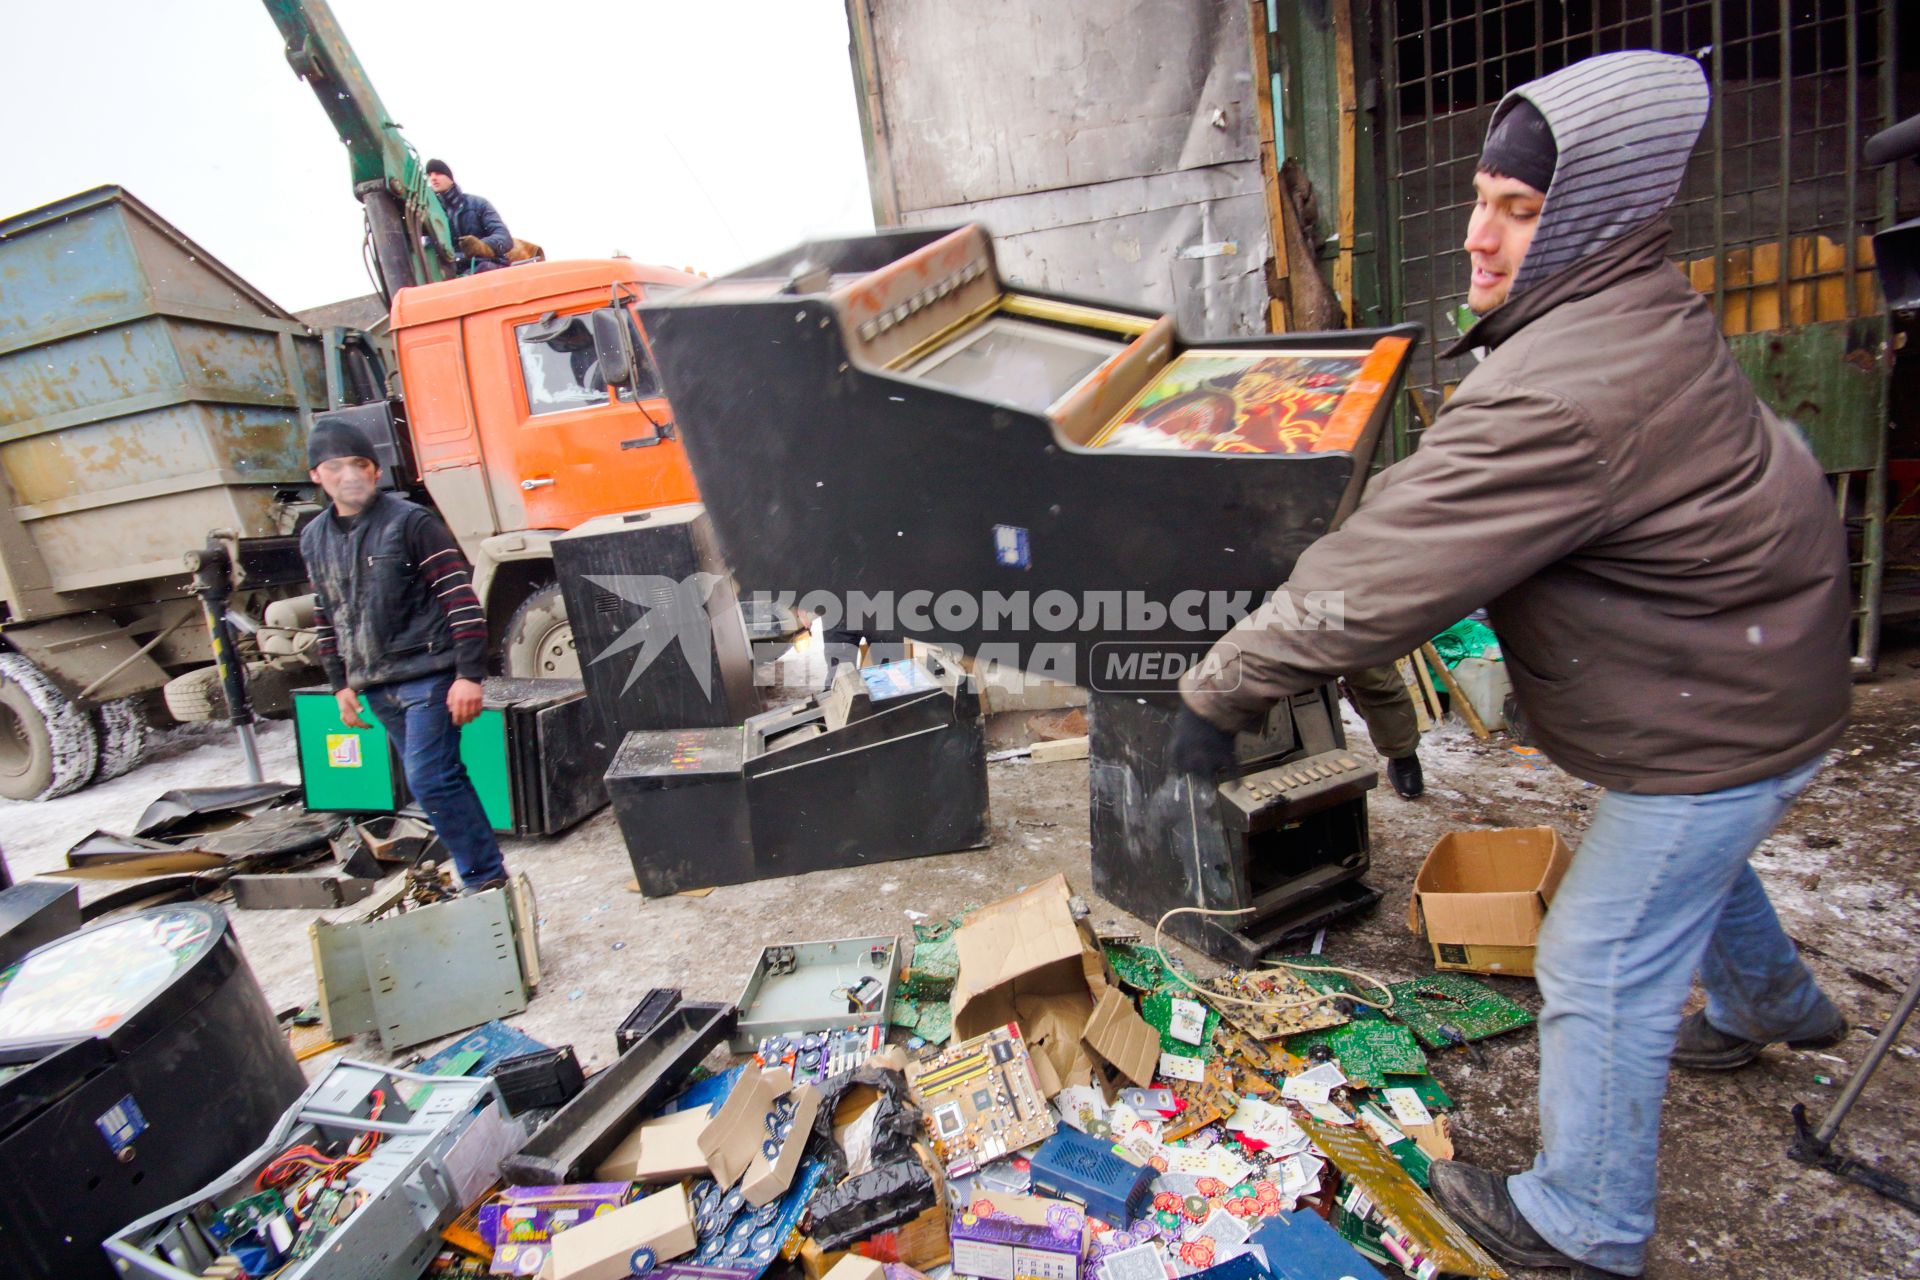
[1382,1072,1454,1111]
[1142,986,1223,1057]
[1385,973,1535,1049]
[1285,1020,1429,1087]
[1104,942,1174,993]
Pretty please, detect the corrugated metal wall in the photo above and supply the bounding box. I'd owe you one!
[848,0,1275,338]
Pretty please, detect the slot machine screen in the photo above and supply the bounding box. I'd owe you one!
[904,316,1124,413]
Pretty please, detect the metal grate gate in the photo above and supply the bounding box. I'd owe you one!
[1380,0,1902,668]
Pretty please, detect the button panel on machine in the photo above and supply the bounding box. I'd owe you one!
[1219,748,1376,825]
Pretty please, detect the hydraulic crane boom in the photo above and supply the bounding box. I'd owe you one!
[261,0,456,298]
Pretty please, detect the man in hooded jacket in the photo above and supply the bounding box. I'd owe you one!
[1172,51,1850,1278]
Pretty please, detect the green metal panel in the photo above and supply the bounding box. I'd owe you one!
[294,688,398,813]
[1726,318,1890,475]
[457,706,513,833]
[295,690,513,830]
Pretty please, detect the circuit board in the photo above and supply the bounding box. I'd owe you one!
[1283,1021,1428,1088]
[889,997,954,1046]
[906,1023,1056,1176]
[1140,987,1221,1057]
[1197,970,1349,1040]
[1300,1115,1506,1279]
[1384,974,1534,1049]
[1381,1072,1452,1112]
[1103,943,1173,993]
[754,1026,883,1085]
[1160,1054,1239,1142]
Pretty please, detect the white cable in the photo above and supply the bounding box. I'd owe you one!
[1150,905,1395,1015]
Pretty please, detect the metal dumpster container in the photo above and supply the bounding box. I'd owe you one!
[0,186,322,616]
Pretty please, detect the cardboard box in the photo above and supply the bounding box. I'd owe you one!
[547,1183,697,1280]
[1406,827,1573,977]
[949,1204,1081,1280]
[949,875,1158,1097]
[699,1067,790,1187]
[744,1082,823,1206]
[593,1107,711,1182]
[853,1202,953,1269]
[824,1257,888,1280]
[479,1183,633,1251]
[960,1192,1084,1232]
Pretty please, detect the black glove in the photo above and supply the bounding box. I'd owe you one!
[1169,706,1239,781]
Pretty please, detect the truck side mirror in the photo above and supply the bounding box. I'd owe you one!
[590,308,635,390]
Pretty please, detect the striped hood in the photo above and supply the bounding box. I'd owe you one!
[1496,51,1710,301]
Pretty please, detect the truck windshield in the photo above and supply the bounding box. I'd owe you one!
[516,310,661,417]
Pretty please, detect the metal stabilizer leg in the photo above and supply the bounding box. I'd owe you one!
[1788,958,1920,1214]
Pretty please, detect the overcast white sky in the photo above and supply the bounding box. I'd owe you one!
[1,0,876,312]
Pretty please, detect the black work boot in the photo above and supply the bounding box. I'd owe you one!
[1669,1008,1849,1072]
[1428,1161,1634,1278]
[1386,753,1424,798]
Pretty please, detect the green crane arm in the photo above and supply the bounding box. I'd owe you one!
[261,0,455,296]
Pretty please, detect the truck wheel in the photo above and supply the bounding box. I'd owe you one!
[163,661,298,722]
[163,666,225,722]
[502,584,578,679]
[92,696,152,783]
[0,653,101,801]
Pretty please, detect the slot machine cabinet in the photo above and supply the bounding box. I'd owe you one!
[636,226,1419,960]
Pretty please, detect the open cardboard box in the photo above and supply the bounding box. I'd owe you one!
[1406,826,1573,977]
[949,875,1158,1097]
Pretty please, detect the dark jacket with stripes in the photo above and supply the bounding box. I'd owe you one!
[300,493,489,692]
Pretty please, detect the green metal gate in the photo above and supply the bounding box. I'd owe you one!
[1379,0,1900,670]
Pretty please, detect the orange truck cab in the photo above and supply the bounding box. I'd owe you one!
[385,258,704,675]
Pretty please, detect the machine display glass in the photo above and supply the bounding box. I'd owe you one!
[1092,347,1391,455]
[0,907,214,1047]
[905,316,1122,413]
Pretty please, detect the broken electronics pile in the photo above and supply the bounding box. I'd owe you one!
[100,873,1536,1280]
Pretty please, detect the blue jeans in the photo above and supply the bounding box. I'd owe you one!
[1508,755,1839,1274]
[364,673,507,886]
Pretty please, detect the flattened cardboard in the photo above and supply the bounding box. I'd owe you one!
[745,1082,823,1205]
[1406,827,1573,977]
[699,1067,789,1187]
[1082,985,1159,1087]
[547,1182,697,1280]
[594,1107,712,1182]
[951,875,1160,1098]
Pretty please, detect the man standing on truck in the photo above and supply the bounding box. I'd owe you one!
[1172,52,1849,1278]
[425,159,513,274]
[302,420,510,894]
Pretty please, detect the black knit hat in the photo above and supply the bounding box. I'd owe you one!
[1479,99,1558,194]
[307,418,379,469]
[425,158,453,179]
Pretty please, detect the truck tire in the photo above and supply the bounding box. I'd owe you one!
[92,696,152,783]
[0,653,101,801]
[163,665,225,723]
[163,661,299,722]
[502,584,579,679]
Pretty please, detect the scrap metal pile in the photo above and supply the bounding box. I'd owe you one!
[106,875,1538,1280]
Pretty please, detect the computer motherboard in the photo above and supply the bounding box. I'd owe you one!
[905,1023,1055,1177]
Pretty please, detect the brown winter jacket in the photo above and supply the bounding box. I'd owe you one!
[1180,217,1851,794]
